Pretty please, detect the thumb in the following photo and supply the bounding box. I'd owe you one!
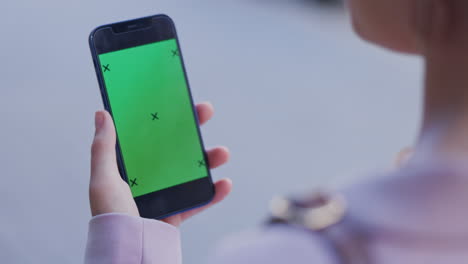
[91,111,118,181]
[89,111,138,217]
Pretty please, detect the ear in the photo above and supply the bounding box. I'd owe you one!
[348,0,421,54]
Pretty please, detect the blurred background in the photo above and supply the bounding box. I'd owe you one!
[1,0,422,263]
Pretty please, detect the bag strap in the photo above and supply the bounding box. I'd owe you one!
[267,192,372,264]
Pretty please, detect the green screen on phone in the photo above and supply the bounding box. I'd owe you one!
[98,39,208,198]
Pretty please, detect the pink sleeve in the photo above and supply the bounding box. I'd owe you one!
[85,213,182,264]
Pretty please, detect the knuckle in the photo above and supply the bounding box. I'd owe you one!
[89,182,104,197]
[89,181,114,199]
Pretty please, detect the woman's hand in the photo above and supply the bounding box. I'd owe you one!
[394,147,413,168]
[89,102,232,227]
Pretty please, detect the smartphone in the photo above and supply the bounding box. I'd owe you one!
[89,14,214,219]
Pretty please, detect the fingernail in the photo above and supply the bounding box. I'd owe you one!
[95,111,105,133]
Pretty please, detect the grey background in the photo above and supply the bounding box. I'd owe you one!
[1,0,422,263]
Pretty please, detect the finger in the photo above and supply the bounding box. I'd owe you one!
[207,146,230,169]
[196,102,214,126]
[91,111,119,181]
[180,178,232,221]
[394,147,413,168]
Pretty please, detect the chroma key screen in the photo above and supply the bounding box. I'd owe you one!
[98,39,208,198]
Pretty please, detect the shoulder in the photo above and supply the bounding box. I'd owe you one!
[208,224,336,264]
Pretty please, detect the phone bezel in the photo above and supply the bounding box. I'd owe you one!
[89,14,215,219]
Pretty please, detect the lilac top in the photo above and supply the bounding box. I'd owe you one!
[84,214,333,264]
[85,214,181,264]
[85,159,468,263]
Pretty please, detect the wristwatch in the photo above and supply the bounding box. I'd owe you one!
[269,191,347,231]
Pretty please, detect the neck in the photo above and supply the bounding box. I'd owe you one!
[415,0,468,159]
[418,43,468,159]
